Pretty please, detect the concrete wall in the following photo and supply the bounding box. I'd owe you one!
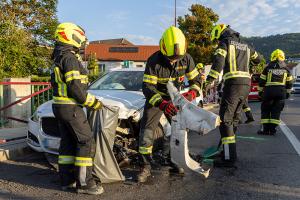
[3,78,31,128]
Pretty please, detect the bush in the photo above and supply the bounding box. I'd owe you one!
[31,75,51,82]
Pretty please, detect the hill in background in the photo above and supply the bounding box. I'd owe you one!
[243,33,300,61]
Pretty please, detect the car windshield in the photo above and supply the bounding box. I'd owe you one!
[89,71,144,91]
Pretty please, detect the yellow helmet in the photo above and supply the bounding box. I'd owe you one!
[270,49,285,61]
[54,22,88,48]
[196,63,204,70]
[211,24,228,41]
[159,26,186,60]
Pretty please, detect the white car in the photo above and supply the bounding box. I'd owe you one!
[27,68,203,155]
[291,82,300,94]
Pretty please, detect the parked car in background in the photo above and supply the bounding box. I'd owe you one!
[292,82,300,94]
[248,74,260,101]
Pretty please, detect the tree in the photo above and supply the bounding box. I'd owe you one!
[0,0,58,45]
[178,4,219,64]
[243,33,300,61]
[0,0,58,79]
[0,19,50,79]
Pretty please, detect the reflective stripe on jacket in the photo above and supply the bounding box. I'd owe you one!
[258,60,293,91]
[51,44,96,106]
[206,28,262,86]
[143,51,202,107]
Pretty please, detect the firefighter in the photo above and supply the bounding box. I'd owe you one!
[257,49,293,135]
[196,63,206,107]
[217,79,255,124]
[137,26,202,183]
[51,22,104,195]
[204,24,262,167]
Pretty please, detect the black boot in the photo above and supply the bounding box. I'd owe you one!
[77,184,104,195]
[257,124,270,135]
[269,124,277,135]
[214,143,237,168]
[59,164,76,191]
[169,163,185,175]
[244,111,255,124]
[213,158,237,168]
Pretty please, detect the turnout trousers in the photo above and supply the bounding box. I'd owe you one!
[261,87,285,134]
[219,84,250,162]
[52,104,96,189]
[242,100,254,121]
[138,102,170,168]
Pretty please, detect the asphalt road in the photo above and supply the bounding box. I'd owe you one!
[0,95,300,200]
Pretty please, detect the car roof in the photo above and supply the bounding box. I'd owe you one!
[110,67,145,72]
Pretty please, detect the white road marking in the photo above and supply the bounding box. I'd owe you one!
[280,121,300,156]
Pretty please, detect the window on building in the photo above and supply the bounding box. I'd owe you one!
[109,47,139,53]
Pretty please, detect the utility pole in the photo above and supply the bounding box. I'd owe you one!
[174,0,177,27]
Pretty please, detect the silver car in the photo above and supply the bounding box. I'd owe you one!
[29,68,203,155]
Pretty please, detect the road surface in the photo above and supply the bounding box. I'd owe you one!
[0,95,300,200]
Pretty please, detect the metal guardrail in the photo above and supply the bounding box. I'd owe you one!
[0,82,52,128]
[31,84,53,115]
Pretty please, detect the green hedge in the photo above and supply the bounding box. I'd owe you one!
[31,75,51,82]
[31,74,102,83]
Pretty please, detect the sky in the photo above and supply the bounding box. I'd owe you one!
[57,0,300,45]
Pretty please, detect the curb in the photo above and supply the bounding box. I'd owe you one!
[0,139,32,161]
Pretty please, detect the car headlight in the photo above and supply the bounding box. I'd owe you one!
[31,111,40,122]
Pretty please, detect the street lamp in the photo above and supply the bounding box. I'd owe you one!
[174,0,177,27]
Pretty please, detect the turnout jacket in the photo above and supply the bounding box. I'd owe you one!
[259,60,293,93]
[143,51,201,107]
[51,43,97,107]
[207,28,262,86]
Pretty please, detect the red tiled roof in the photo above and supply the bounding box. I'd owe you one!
[84,43,159,62]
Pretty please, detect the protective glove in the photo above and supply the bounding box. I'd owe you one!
[91,98,103,110]
[286,93,290,99]
[182,90,197,101]
[159,100,178,117]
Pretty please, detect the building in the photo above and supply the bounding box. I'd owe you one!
[83,38,159,73]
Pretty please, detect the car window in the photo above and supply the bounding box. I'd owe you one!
[293,83,300,87]
[89,71,144,91]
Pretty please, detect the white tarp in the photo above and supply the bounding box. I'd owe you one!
[167,82,220,177]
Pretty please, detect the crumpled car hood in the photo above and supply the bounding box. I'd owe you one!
[89,90,145,119]
[36,90,146,119]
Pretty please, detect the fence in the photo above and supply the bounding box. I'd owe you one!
[0,82,52,127]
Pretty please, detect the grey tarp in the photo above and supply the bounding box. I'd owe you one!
[88,105,125,183]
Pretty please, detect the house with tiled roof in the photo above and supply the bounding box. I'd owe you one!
[83,38,159,73]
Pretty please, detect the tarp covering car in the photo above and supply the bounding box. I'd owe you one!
[88,105,125,183]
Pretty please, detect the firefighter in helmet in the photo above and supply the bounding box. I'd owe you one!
[51,22,103,195]
[204,24,262,167]
[258,49,293,135]
[137,26,202,182]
